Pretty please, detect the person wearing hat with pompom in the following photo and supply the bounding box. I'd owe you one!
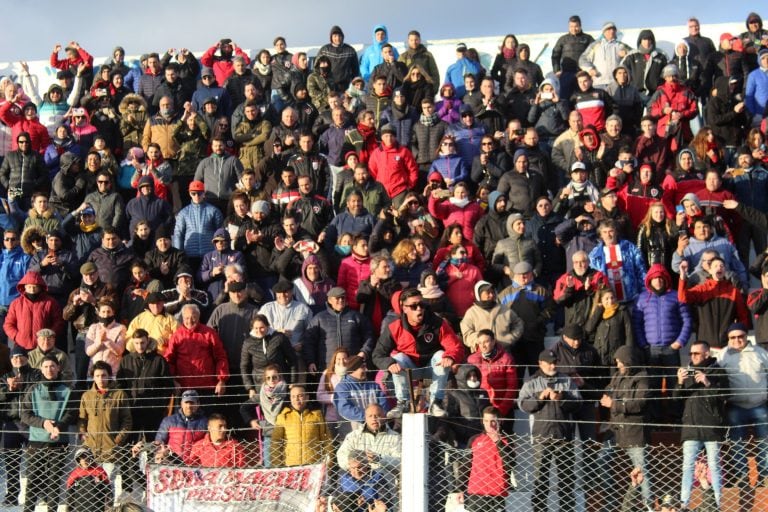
[65,446,112,512]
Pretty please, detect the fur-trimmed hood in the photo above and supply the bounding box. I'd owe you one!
[118,93,149,117]
[20,225,46,255]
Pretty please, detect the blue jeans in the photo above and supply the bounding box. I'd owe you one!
[391,350,449,404]
[727,403,768,478]
[597,441,652,507]
[681,440,721,507]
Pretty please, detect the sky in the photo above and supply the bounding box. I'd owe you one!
[0,0,761,62]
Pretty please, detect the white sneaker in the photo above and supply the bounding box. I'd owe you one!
[387,401,408,419]
[429,402,447,417]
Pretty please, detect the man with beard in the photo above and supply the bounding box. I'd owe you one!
[287,175,333,239]
[194,136,244,211]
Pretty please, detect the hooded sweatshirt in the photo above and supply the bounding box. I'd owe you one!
[622,29,668,95]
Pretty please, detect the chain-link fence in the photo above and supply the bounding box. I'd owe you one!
[2,426,768,511]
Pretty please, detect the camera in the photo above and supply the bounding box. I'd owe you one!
[8,187,23,200]
[540,92,553,100]
[686,366,695,378]
[514,128,526,136]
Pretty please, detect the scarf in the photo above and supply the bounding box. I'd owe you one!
[300,256,332,304]
[420,112,439,126]
[602,303,619,320]
[254,61,271,75]
[449,197,469,208]
[259,380,288,426]
[502,47,516,60]
[418,284,444,299]
[357,122,376,139]
[80,221,100,233]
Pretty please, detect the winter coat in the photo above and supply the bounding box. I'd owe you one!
[398,45,440,95]
[337,253,371,310]
[552,31,595,73]
[155,408,208,462]
[441,261,482,317]
[172,201,224,258]
[84,320,126,375]
[551,338,603,402]
[579,37,632,88]
[373,310,464,369]
[473,205,508,264]
[447,121,486,167]
[271,406,333,467]
[585,305,634,366]
[553,269,609,327]
[78,383,131,462]
[497,283,553,359]
[465,431,514,497]
[429,154,469,185]
[444,365,490,444]
[569,87,616,132]
[492,215,543,278]
[724,164,768,212]
[497,170,546,215]
[671,233,748,290]
[316,31,359,90]
[467,347,518,416]
[411,119,447,165]
[188,435,245,468]
[633,264,692,348]
[716,343,768,409]
[518,370,581,439]
[302,305,375,370]
[141,113,181,159]
[20,376,76,444]
[86,244,134,291]
[604,347,649,448]
[678,278,749,348]
[621,31,667,95]
[673,356,727,442]
[746,65,768,116]
[0,245,30,306]
[648,80,698,150]
[706,76,749,147]
[234,116,271,171]
[4,271,64,350]
[428,195,483,241]
[528,97,569,138]
[116,351,172,410]
[240,331,297,391]
[0,150,48,198]
[164,323,229,391]
[367,142,418,199]
[200,45,251,86]
[193,153,244,203]
[588,240,647,303]
[333,375,388,423]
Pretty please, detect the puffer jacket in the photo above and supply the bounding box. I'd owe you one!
[552,31,595,74]
[78,382,132,462]
[467,347,518,416]
[551,337,603,402]
[0,149,48,197]
[240,331,297,392]
[429,153,469,185]
[473,198,509,263]
[0,364,39,422]
[172,201,224,258]
[585,304,634,366]
[588,239,647,302]
[604,346,649,448]
[302,305,375,370]
[447,121,486,166]
[0,245,31,306]
[491,215,542,278]
[337,253,371,310]
[155,408,208,462]
[632,264,692,348]
[86,243,134,291]
[518,370,581,439]
[141,113,181,159]
[271,405,334,467]
[673,356,727,442]
[164,323,229,391]
[116,350,173,409]
[497,170,546,215]
[428,194,484,241]
[410,119,446,165]
[4,271,64,350]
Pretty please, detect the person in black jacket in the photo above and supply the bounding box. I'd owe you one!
[240,314,297,394]
[551,16,595,100]
[316,26,360,92]
[473,191,508,278]
[673,340,727,509]
[0,346,39,506]
[599,345,653,510]
[302,287,374,375]
[443,364,489,447]
[705,76,748,166]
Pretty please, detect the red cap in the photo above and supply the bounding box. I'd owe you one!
[720,32,737,43]
[189,180,205,192]
[428,171,444,183]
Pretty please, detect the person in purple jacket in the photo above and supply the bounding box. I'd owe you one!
[632,263,692,424]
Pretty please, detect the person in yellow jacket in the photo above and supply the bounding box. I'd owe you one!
[125,292,178,355]
[271,384,333,467]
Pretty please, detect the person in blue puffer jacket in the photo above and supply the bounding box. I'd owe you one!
[172,180,224,266]
[360,25,399,83]
[447,105,486,168]
[429,134,469,186]
[632,263,692,423]
[332,355,388,427]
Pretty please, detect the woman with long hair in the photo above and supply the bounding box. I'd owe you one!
[689,126,724,173]
[401,64,434,110]
[437,244,483,317]
[316,347,350,438]
[429,135,469,186]
[491,34,518,87]
[636,201,677,272]
[240,314,297,394]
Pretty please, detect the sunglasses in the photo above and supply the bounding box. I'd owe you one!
[4,237,17,241]
[403,302,425,310]
[190,191,202,196]
[265,375,280,381]
[17,140,29,144]
[97,180,110,184]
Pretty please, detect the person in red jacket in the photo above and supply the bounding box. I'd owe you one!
[607,162,665,229]
[200,38,251,87]
[428,182,484,241]
[368,124,418,203]
[187,413,246,468]
[0,101,50,153]
[373,287,464,418]
[467,330,518,421]
[3,271,64,350]
[649,64,699,153]
[49,42,93,75]
[460,406,515,511]
[164,303,229,396]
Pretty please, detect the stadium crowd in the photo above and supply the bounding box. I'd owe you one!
[2,10,768,512]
